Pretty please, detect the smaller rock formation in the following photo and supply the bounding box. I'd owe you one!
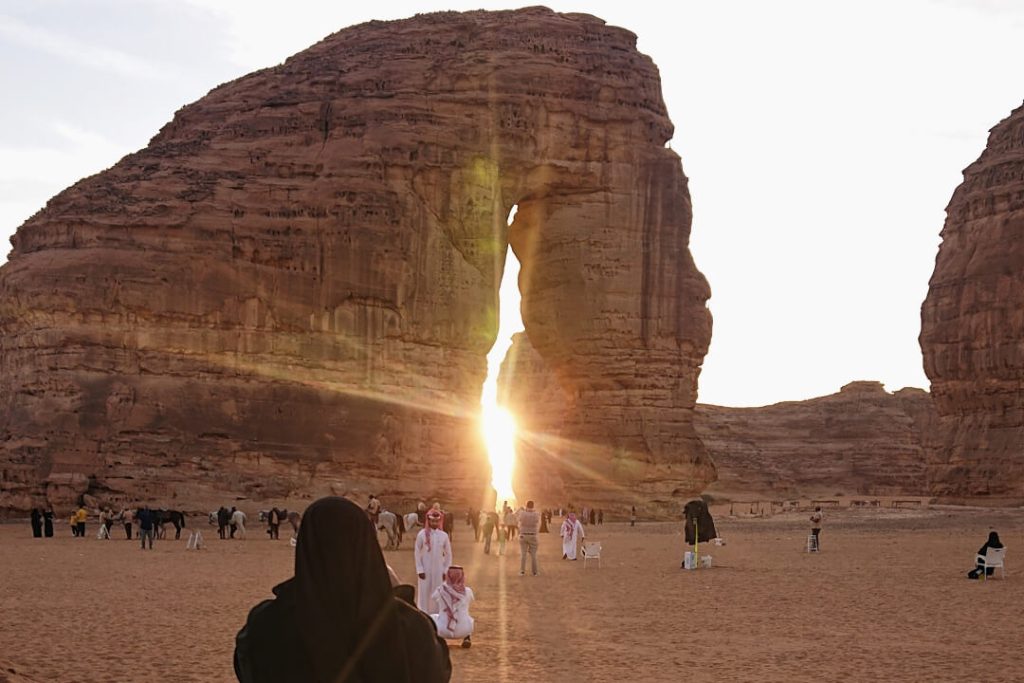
[696,382,939,500]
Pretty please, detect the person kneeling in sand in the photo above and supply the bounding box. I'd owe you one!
[431,565,475,650]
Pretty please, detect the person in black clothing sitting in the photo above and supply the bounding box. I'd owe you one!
[234,496,451,683]
[967,531,1004,579]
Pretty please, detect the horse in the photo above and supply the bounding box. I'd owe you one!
[258,508,301,540]
[376,510,405,550]
[153,509,186,540]
[404,512,422,536]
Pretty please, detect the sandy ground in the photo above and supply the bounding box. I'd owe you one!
[1,507,1022,682]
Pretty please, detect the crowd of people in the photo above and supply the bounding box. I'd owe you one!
[23,493,1003,682]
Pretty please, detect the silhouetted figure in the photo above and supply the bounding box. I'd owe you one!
[30,508,42,538]
[43,508,54,537]
[234,496,451,683]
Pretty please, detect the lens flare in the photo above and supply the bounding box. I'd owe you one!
[481,404,517,504]
[479,204,523,507]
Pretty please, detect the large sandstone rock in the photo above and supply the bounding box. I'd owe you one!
[0,8,712,515]
[920,101,1024,504]
[502,331,934,504]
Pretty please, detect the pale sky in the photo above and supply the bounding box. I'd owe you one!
[2,0,1022,407]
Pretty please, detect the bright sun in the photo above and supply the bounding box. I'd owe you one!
[479,204,522,507]
[481,403,518,505]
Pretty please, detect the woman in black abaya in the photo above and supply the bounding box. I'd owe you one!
[234,496,451,683]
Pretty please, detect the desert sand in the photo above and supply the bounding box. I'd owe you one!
[0,506,1021,683]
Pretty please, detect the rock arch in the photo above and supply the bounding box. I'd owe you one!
[0,8,713,512]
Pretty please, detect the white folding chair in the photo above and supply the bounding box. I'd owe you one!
[978,547,1007,580]
[582,541,602,568]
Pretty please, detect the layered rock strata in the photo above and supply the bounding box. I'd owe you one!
[0,8,713,514]
[696,382,939,500]
[920,101,1024,503]
[502,333,935,504]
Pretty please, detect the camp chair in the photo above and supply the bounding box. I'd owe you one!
[582,541,602,568]
[977,547,1007,580]
[806,534,818,552]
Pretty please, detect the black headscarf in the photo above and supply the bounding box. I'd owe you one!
[986,531,1003,549]
[292,496,410,683]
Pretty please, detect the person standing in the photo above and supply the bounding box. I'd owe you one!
[539,509,549,534]
[366,495,381,526]
[517,501,541,576]
[43,508,54,537]
[75,505,88,538]
[69,513,78,537]
[138,506,156,550]
[121,508,133,540]
[482,511,496,555]
[503,505,518,542]
[630,506,637,527]
[560,512,585,560]
[415,510,452,613]
[809,507,823,551]
[477,510,488,543]
[231,507,248,539]
[417,501,427,526]
[469,509,481,542]
[97,508,111,539]
[267,508,281,540]
[588,508,596,526]
[30,508,43,538]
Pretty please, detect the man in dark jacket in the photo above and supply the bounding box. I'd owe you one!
[137,507,156,550]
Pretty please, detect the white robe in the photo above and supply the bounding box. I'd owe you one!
[414,528,451,613]
[430,586,475,639]
[560,519,585,560]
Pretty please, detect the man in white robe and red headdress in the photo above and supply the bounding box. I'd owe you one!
[415,509,451,613]
[430,565,475,648]
[560,512,585,560]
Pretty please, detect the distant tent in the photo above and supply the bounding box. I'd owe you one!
[683,500,717,544]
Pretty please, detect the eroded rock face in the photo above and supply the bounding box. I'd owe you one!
[0,8,712,514]
[503,333,934,504]
[501,331,715,516]
[920,101,1024,503]
[696,382,938,500]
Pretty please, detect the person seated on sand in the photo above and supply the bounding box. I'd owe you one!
[430,565,475,650]
[967,531,1004,579]
[234,496,451,683]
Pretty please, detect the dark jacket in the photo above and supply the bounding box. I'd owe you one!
[234,581,450,683]
[683,500,718,544]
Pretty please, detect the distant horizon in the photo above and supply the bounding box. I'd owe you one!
[2,1,1022,407]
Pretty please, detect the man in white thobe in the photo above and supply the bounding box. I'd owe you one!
[560,512,585,560]
[415,510,451,613]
